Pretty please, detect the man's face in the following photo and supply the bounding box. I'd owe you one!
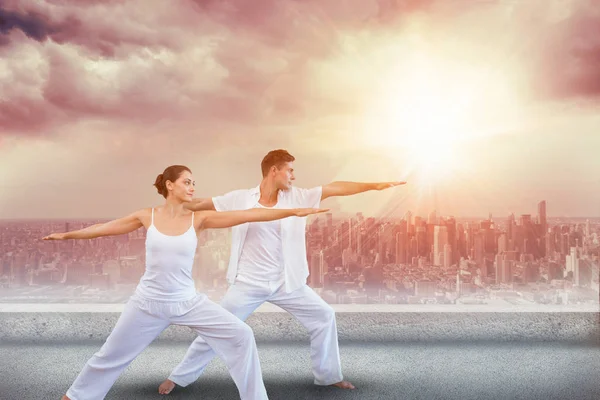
[274,161,295,190]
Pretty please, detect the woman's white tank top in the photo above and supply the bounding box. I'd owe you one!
[134,208,198,301]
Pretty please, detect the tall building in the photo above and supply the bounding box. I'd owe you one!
[574,259,592,287]
[405,211,413,234]
[350,219,358,254]
[443,244,452,268]
[538,201,547,234]
[426,223,435,262]
[414,216,423,229]
[342,247,353,272]
[520,214,537,257]
[457,223,467,259]
[428,210,437,225]
[434,226,448,266]
[416,226,427,257]
[395,232,407,264]
[545,232,556,258]
[326,213,333,229]
[506,213,515,243]
[410,236,418,265]
[356,212,364,224]
[341,221,350,250]
[309,250,324,288]
[560,233,570,255]
[495,254,513,284]
[474,231,485,267]
[350,221,362,254]
[498,234,507,255]
[585,219,591,237]
[356,229,363,256]
[445,217,457,265]
[566,246,580,273]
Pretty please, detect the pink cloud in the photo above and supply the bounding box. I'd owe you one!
[1,0,599,142]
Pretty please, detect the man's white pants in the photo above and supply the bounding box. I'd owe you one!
[66,293,268,400]
[168,281,343,387]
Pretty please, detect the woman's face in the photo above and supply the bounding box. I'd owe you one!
[166,170,195,202]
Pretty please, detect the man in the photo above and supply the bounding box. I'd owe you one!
[158,149,405,395]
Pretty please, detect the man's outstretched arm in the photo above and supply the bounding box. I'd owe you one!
[184,198,216,211]
[321,181,406,200]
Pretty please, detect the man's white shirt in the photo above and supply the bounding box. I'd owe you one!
[212,185,322,293]
[237,203,284,283]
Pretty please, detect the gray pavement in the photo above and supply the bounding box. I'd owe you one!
[2,341,599,400]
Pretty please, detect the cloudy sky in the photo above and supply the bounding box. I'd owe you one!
[1,0,599,219]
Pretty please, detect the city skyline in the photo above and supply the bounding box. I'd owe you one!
[1,0,600,218]
[1,198,598,307]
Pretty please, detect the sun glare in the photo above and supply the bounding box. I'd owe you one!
[360,48,520,186]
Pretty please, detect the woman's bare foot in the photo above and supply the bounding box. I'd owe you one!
[158,379,176,395]
[330,380,356,390]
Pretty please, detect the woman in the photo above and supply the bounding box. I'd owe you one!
[43,165,328,400]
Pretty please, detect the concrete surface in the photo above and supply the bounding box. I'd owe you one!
[2,341,599,400]
[1,309,598,343]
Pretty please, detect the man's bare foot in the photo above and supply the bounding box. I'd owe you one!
[330,380,356,390]
[158,379,176,395]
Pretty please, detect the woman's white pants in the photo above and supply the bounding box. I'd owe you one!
[66,293,268,400]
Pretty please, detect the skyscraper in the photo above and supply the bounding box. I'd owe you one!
[428,210,437,225]
[341,221,350,250]
[585,219,591,237]
[566,246,579,273]
[574,259,592,287]
[309,251,323,288]
[416,226,427,257]
[538,201,547,234]
[395,232,407,264]
[443,243,452,268]
[446,217,457,264]
[474,231,484,267]
[545,232,556,258]
[434,225,448,266]
[495,254,513,284]
[405,211,413,234]
[498,234,507,255]
[410,236,418,265]
[506,213,515,242]
[520,214,537,257]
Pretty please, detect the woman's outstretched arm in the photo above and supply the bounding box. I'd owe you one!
[43,211,144,240]
[199,208,329,229]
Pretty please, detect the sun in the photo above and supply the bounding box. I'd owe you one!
[361,57,473,184]
[359,48,517,185]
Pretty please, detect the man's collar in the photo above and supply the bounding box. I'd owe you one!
[249,185,290,198]
[250,185,260,197]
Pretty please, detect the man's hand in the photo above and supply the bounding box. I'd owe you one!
[321,181,407,200]
[374,181,406,190]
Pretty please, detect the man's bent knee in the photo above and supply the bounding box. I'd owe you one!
[233,321,255,344]
[320,304,335,324]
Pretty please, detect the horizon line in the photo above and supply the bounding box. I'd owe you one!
[1,215,599,222]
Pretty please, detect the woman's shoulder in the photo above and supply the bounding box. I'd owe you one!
[130,207,154,219]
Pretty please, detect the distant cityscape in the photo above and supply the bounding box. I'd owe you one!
[0,200,598,308]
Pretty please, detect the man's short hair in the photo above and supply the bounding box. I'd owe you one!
[261,149,295,177]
